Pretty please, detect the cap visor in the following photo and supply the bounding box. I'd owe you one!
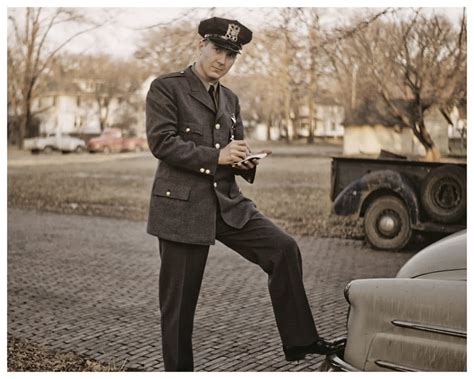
[208,38,241,54]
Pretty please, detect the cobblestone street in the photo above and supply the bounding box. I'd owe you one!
[8,208,413,371]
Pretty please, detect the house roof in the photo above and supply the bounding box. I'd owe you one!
[41,78,107,97]
[343,98,433,127]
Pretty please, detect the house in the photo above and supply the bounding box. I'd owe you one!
[30,79,131,137]
[342,100,451,157]
[296,98,345,139]
[248,96,345,141]
[445,105,467,156]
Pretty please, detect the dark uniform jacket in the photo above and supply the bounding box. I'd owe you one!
[146,66,258,245]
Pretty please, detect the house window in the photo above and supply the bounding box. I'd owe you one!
[74,115,83,128]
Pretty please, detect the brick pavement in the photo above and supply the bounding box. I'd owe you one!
[7,208,414,371]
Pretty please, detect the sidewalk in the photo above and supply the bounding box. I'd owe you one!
[7,208,412,371]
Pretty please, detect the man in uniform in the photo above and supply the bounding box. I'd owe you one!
[146,16,340,372]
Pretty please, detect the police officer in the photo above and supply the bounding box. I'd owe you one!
[146,16,340,371]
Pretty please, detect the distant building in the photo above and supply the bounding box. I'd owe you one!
[297,99,345,139]
[249,97,345,141]
[445,105,467,156]
[30,79,128,136]
[342,100,452,157]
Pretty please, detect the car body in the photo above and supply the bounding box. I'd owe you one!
[23,133,86,154]
[87,128,148,153]
[321,230,466,372]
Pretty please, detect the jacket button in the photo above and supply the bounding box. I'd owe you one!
[200,168,205,173]
[215,143,221,149]
[215,124,221,130]
[185,128,191,133]
[166,191,171,196]
[205,169,210,174]
[214,182,217,188]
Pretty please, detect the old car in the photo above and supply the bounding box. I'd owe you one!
[23,133,86,154]
[87,128,148,153]
[320,229,466,372]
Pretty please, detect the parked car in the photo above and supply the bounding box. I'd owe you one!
[86,128,148,153]
[23,133,86,154]
[320,230,466,372]
[330,152,466,250]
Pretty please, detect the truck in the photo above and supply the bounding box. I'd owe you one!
[23,133,87,154]
[330,152,466,251]
[86,128,148,153]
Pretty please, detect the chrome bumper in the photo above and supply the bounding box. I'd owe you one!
[319,338,359,372]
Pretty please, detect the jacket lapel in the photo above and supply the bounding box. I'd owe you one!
[185,67,216,113]
[216,85,228,122]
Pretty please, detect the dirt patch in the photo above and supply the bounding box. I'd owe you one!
[8,336,125,372]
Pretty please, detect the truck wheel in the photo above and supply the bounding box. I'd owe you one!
[75,146,86,154]
[43,146,54,154]
[421,165,466,224]
[102,146,111,154]
[364,195,412,251]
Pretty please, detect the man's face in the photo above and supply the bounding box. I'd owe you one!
[196,40,237,83]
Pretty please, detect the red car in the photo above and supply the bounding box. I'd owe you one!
[87,128,148,153]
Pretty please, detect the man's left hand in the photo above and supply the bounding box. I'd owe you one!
[234,158,259,170]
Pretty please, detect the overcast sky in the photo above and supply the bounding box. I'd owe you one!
[7,5,466,59]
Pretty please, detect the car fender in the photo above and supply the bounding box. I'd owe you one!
[343,278,466,371]
[332,169,420,224]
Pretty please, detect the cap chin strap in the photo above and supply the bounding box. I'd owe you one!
[204,34,241,52]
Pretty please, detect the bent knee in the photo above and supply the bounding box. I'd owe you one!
[274,233,300,257]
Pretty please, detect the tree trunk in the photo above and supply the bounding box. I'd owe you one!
[266,116,272,141]
[425,146,441,161]
[415,117,440,161]
[18,92,33,149]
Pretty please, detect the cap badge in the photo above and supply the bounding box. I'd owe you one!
[225,23,240,42]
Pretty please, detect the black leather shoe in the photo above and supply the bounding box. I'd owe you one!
[283,339,343,362]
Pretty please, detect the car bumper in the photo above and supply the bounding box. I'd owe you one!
[322,352,359,371]
[319,338,359,372]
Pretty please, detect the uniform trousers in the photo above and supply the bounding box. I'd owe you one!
[158,211,319,371]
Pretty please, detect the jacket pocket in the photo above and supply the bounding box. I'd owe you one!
[178,122,204,143]
[153,178,191,201]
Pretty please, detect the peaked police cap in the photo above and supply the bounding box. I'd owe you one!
[198,17,253,53]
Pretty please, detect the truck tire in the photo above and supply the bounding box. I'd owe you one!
[421,165,466,224]
[75,146,86,154]
[364,195,412,251]
[43,146,54,154]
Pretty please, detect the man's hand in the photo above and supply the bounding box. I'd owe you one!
[218,140,249,165]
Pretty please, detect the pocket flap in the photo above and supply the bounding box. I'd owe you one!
[179,123,203,136]
[153,179,191,201]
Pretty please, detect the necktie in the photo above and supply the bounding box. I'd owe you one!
[208,85,217,110]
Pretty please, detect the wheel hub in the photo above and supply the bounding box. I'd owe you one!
[433,179,461,210]
[377,211,401,238]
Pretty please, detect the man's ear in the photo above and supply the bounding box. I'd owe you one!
[197,38,206,49]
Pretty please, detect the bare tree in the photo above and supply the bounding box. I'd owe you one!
[74,54,147,131]
[326,8,467,160]
[294,8,323,144]
[8,7,104,147]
